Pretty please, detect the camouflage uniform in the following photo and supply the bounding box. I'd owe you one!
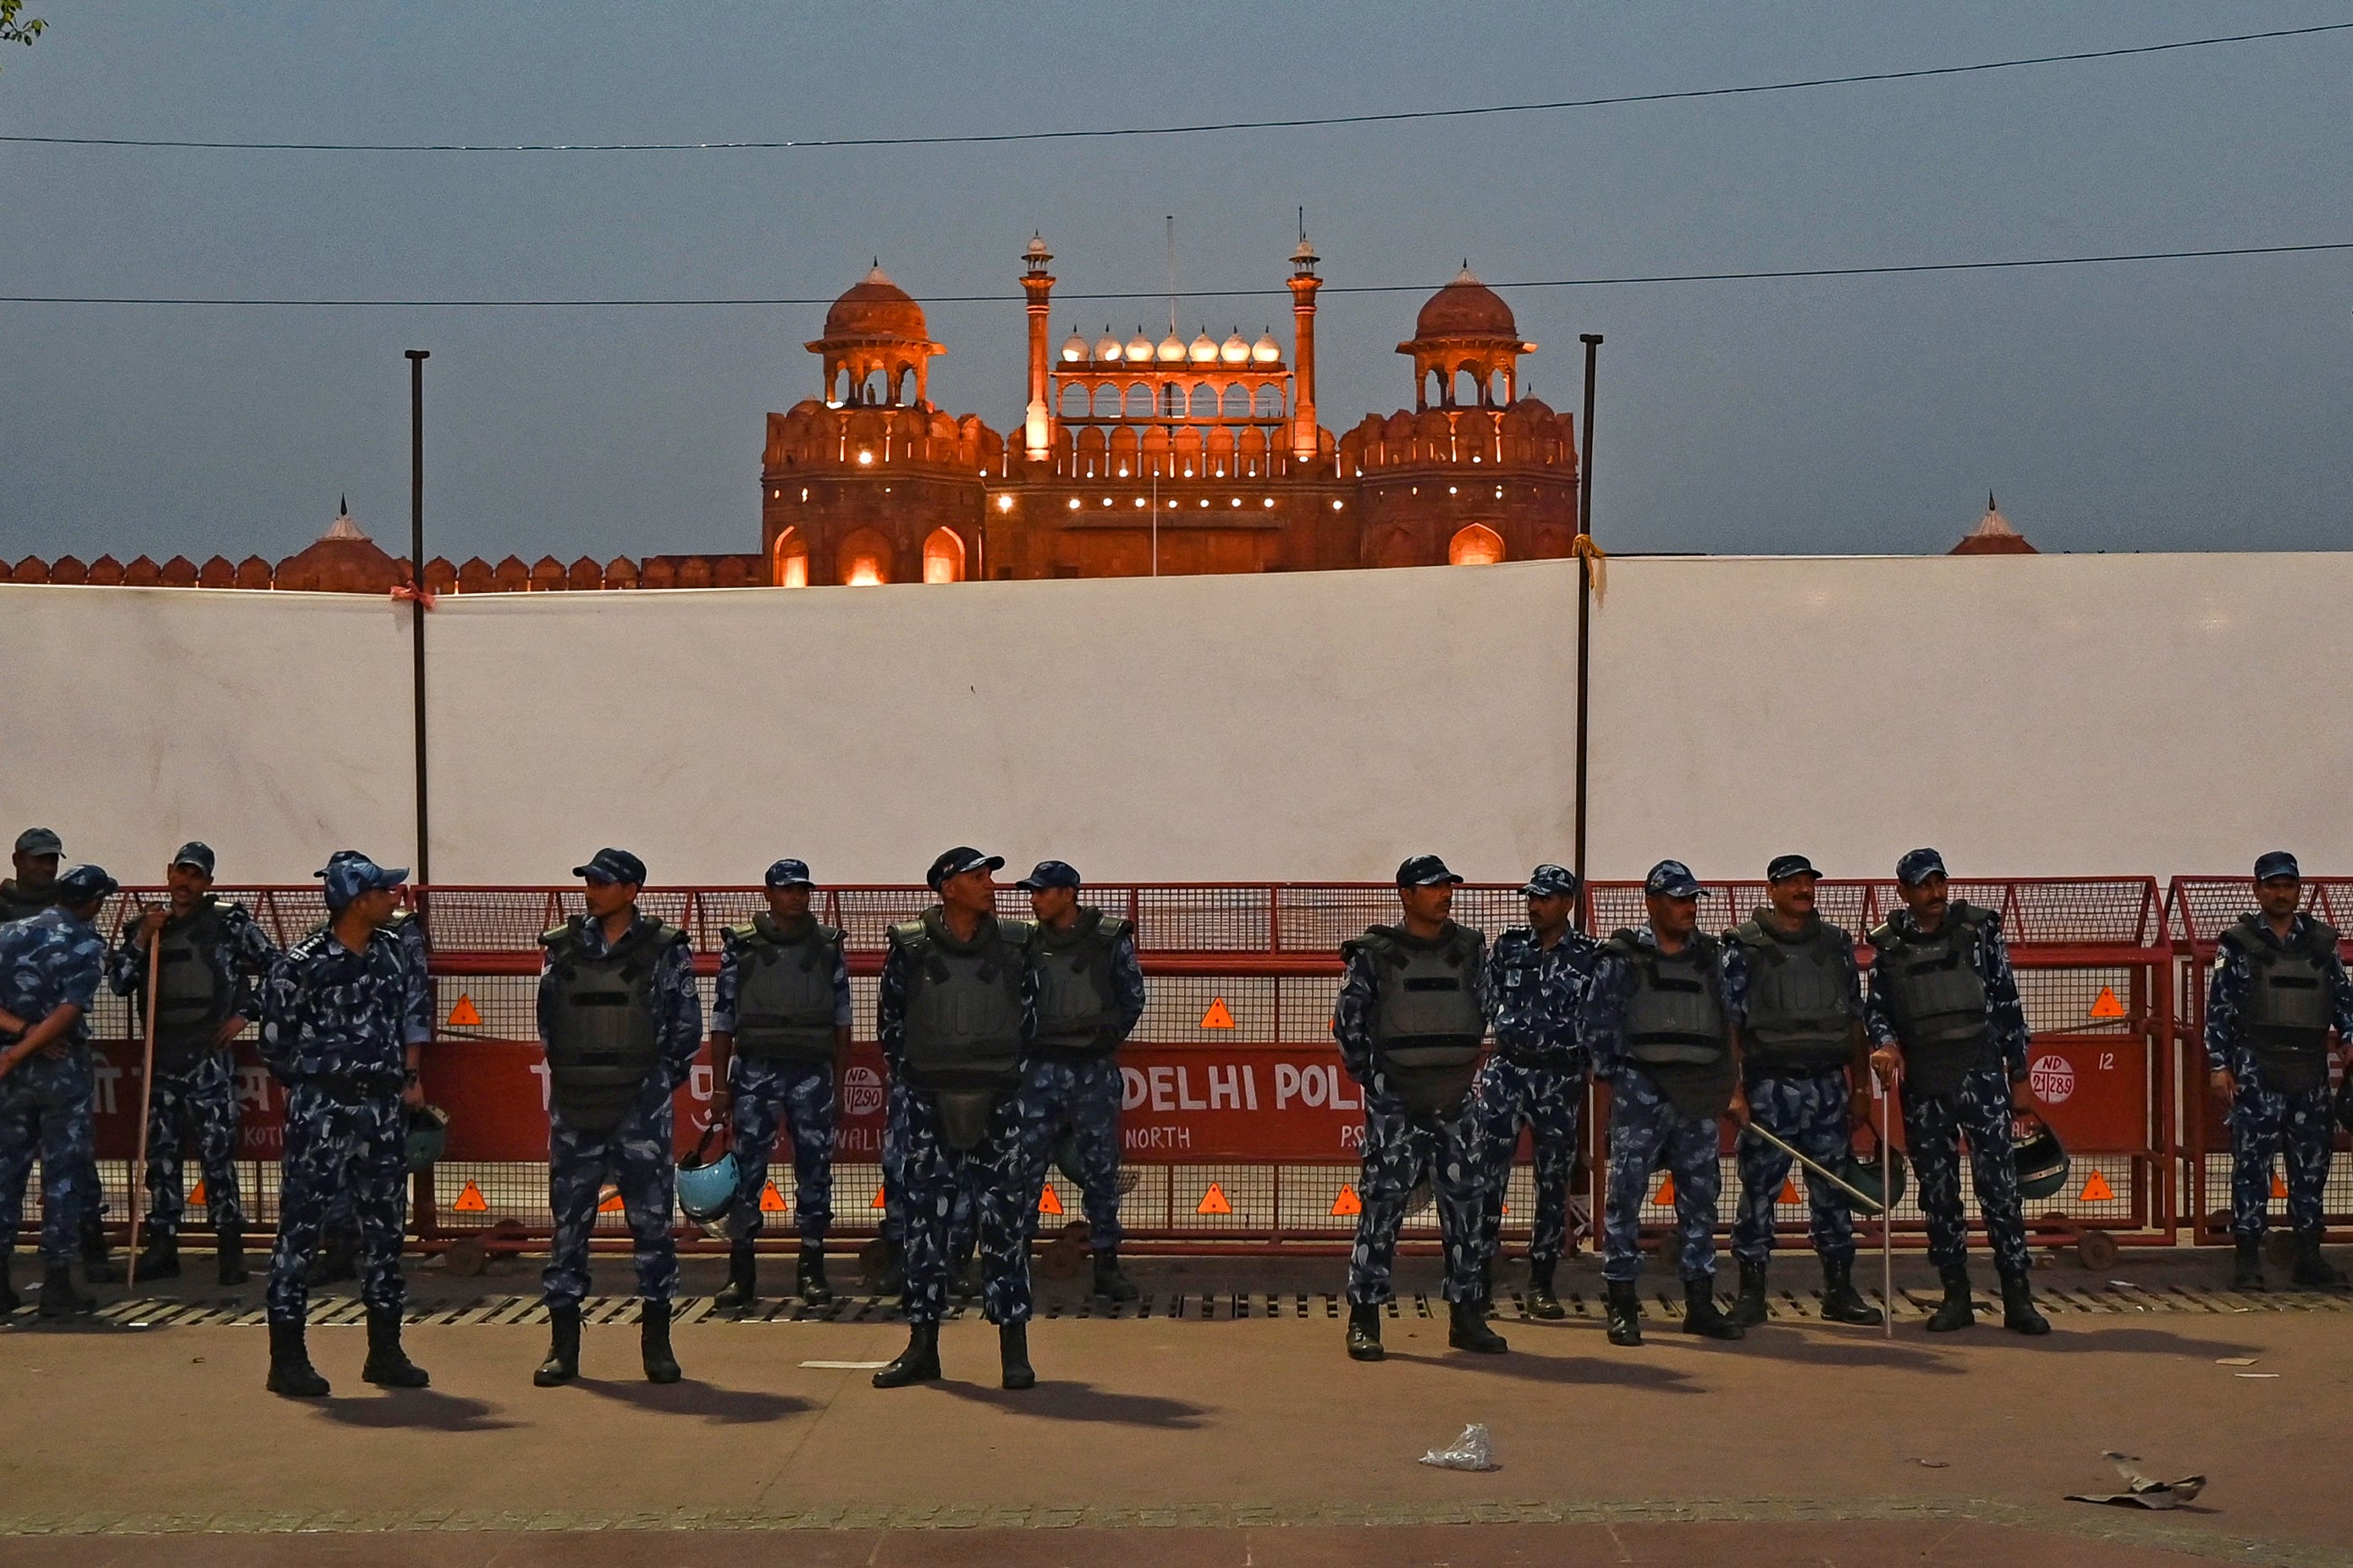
[537,913,703,1306]
[1333,928,1492,1307]
[1011,920,1147,1254]
[257,922,429,1326]
[0,908,109,1269]
[1469,924,1596,1275]
[876,913,1039,1326]
[2203,913,2353,1240]
[1583,927,1730,1285]
[1722,925,1864,1268]
[107,900,281,1240]
[709,921,852,1245]
[312,908,432,1263]
[1864,905,2033,1279]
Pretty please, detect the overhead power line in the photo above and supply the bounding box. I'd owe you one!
[3,240,2347,309]
[4,22,2348,153]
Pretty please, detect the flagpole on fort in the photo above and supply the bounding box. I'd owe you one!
[405,349,432,894]
[1573,333,1601,909]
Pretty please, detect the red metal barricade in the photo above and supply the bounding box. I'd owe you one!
[2166,877,2353,1246]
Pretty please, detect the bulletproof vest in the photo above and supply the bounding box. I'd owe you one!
[1353,922,1486,1117]
[0,880,57,925]
[1728,911,1859,1073]
[1607,929,1736,1117]
[537,915,684,1133]
[2221,915,2341,1092]
[729,914,843,1062]
[146,898,235,1067]
[892,909,1031,1096]
[1031,907,1132,1056]
[1867,904,1998,1097]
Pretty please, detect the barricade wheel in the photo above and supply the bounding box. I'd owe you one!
[2075,1230,2119,1270]
[443,1236,487,1278]
[485,1217,530,1259]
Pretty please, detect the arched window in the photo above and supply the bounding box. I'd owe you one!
[1254,385,1284,418]
[771,525,809,589]
[923,527,966,584]
[839,526,890,586]
[1449,523,1505,566]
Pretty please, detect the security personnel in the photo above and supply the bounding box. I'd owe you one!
[1468,863,1597,1319]
[1335,855,1500,1362]
[532,848,703,1386]
[708,857,851,1312]
[0,863,117,1318]
[1584,860,1744,1345]
[256,853,430,1395]
[1015,860,1148,1302]
[2205,851,2353,1290]
[107,842,280,1285]
[1722,855,1880,1327]
[1865,848,2047,1334]
[871,846,1040,1391]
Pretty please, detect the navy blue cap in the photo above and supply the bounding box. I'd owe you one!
[322,854,405,911]
[1017,860,1083,891]
[52,863,118,903]
[1766,853,1819,883]
[2254,850,2301,883]
[927,846,1005,890]
[1645,860,1707,900]
[1396,854,1463,889]
[763,858,816,889]
[1895,848,1948,887]
[169,841,216,876]
[14,828,61,857]
[1521,864,1579,899]
[572,848,647,886]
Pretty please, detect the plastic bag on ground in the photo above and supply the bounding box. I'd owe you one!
[1419,1422,1498,1472]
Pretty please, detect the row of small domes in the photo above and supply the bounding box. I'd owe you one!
[1061,327,1284,366]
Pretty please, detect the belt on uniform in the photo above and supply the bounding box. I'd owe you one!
[296,1073,400,1105]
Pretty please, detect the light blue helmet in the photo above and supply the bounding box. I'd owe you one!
[676,1127,738,1232]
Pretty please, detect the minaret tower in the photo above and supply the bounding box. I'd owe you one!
[1021,234,1055,459]
[1287,234,1321,461]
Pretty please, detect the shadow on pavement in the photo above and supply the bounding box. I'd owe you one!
[572,1378,813,1423]
[314,1389,520,1433]
[2007,1325,2265,1359]
[940,1379,1209,1428]
[1728,1328,1963,1373]
[1387,1351,1703,1393]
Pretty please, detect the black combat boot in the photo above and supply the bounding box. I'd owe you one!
[307,1228,356,1287]
[2291,1230,2345,1290]
[1092,1249,1139,1303]
[1527,1258,1566,1320]
[797,1246,835,1307]
[714,1240,758,1312]
[872,1321,941,1388]
[533,1299,581,1386]
[37,1263,93,1318]
[361,1303,430,1387]
[2232,1235,2267,1291]
[1000,1322,1036,1389]
[1818,1255,1883,1325]
[1448,1296,1508,1354]
[216,1225,249,1287]
[1726,1257,1768,1328]
[0,1266,17,1317]
[873,1244,906,1299]
[265,1319,330,1398]
[1998,1269,2051,1335]
[80,1221,118,1285]
[1680,1275,1745,1340]
[1345,1301,1385,1362]
[951,1256,982,1302]
[1603,1278,1643,1346]
[1924,1264,1976,1332]
[640,1297,681,1384]
[135,1230,180,1282]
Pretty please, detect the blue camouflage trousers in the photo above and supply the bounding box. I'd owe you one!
[1733,1069,1856,1267]
[1901,1061,2030,1279]
[265,1082,406,1324]
[1469,1054,1585,1274]
[2225,1049,2334,1238]
[143,1052,245,1238]
[889,1080,1038,1325]
[1347,1092,1488,1305]
[727,1055,836,1244]
[0,1048,97,1268]
[1013,1056,1125,1254]
[543,1096,678,1306]
[1601,1067,1723,1284]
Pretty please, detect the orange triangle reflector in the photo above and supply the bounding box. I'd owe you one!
[871,1186,888,1208]
[1330,1184,1362,1217]
[2089,987,2126,1021]
[2079,1171,2114,1202]
[1654,1175,1676,1206]
[187,1177,207,1207]
[598,1187,625,1213]
[1038,1184,1064,1215]
[1780,1177,1802,1205]
[446,993,482,1027]
[2272,1171,2289,1198]
[450,1179,488,1213]
[1500,1202,1510,1215]
[759,1181,788,1213]
[1196,1182,1232,1215]
[1199,998,1236,1030]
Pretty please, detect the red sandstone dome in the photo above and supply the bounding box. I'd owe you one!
[823,266,929,341]
[1413,267,1519,340]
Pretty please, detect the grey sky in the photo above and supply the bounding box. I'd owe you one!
[3,1,2348,568]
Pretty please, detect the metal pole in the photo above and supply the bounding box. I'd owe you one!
[405,350,431,892]
[1573,334,1601,897]
[1878,1075,1895,1339]
[124,933,161,1288]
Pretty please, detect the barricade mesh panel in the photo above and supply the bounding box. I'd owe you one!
[2170,877,2353,944]
[2014,966,2141,1037]
[418,889,564,953]
[1135,976,1276,1044]
[1277,977,1344,1043]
